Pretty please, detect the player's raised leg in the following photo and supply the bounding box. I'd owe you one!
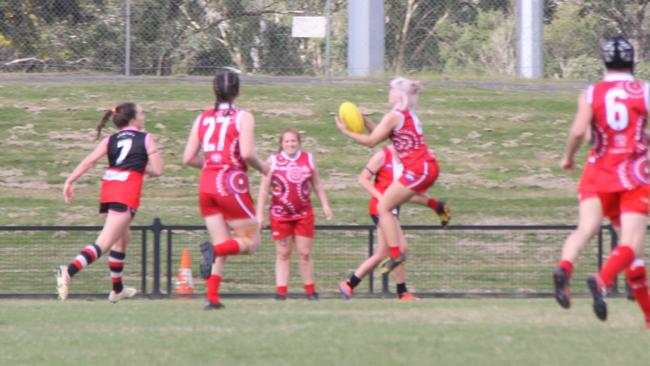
[377,183,415,274]
[57,211,132,301]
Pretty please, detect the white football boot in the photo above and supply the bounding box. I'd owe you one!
[108,287,137,303]
[56,265,70,301]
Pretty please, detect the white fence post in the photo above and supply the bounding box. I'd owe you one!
[517,0,544,78]
[347,0,384,77]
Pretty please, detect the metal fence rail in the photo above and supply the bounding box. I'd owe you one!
[0,219,621,299]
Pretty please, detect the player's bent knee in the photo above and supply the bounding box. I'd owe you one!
[239,237,259,254]
[233,224,259,254]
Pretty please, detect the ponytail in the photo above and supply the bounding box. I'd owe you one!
[213,68,240,116]
[390,77,422,110]
[95,102,138,140]
[96,110,113,140]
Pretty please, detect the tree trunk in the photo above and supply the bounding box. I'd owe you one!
[395,0,418,72]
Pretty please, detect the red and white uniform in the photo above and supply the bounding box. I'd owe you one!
[196,104,255,220]
[368,146,403,216]
[390,109,439,193]
[100,127,150,209]
[269,151,315,240]
[584,73,650,216]
[577,158,598,201]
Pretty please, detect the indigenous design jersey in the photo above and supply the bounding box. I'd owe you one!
[100,128,149,208]
[390,109,435,169]
[587,73,650,191]
[269,151,314,221]
[196,105,251,196]
[368,146,403,215]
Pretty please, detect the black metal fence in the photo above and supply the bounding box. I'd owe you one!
[0,219,620,299]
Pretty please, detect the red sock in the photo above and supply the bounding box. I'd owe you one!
[600,245,635,288]
[427,198,440,211]
[214,239,240,257]
[558,260,574,279]
[626,260,650,321]
[277,286,288,296]
[206,275,221,304]
[304,283,315,295]
[389,247,401,260]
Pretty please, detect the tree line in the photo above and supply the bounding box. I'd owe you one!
[0,0,648,78]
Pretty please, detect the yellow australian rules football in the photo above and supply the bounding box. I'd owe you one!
[338,101,364,133]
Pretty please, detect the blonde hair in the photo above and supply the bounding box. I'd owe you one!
[390,77,422,110]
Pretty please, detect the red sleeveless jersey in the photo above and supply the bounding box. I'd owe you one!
[196,106,250,196]
[100,128,149,209]
[587,73,650,191]
[390,109,435,169]
[194,105,249,196]
[269,151,314,221]
[368,146,403,215]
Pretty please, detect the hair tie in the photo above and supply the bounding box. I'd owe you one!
[111,107,117,115]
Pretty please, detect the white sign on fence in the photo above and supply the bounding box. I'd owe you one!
[291,16,326,38]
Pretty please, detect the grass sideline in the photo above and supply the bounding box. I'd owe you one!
[0,79,584,227]
[1,298,648,365]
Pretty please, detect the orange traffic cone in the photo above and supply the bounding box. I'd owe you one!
[174,249,194,299]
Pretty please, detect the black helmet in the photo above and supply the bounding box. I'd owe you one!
[602,36,634,70]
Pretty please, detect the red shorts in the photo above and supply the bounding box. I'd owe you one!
[577,161,597,202]
[399,159,439,193]
[199,191,256,220]
[578,161,625,226]
[597,185,650,220]
[270,213,315,241]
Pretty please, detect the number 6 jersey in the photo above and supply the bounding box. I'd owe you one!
[587,73,650,191]
[100,127,150,208]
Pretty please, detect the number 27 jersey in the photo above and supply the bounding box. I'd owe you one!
[588,74,650,191]
[196,107,249,195]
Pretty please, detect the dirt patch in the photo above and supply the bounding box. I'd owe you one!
[250,106,314,117]
[8,124,37,135]
[510,174,575,192]
[46,129,97,142]
[325,171,356,191]
[0,168,23,178]
[454,237,524,255]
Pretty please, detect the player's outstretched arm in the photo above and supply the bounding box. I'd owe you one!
[311,159,333,220]
[561,90,592,171]
[182,118,204,169]
[363,114,377,132]
[335,112,400,148]
[256,156,273,229]
[357,149,385,200]
[145,135,163,177]
[63,138,109,204]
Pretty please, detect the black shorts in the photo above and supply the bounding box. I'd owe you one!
[370,206,401,226]
[99,202,137,218]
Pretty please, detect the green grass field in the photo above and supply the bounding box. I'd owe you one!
[0,77,585,226]
[1,298,648,366]
[4,76,646,364]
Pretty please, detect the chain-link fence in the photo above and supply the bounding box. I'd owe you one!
[0,221,621,298]
[0,1,649,78]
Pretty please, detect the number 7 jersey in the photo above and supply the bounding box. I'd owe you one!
[588,73,650,191]
[100,127,149,209]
